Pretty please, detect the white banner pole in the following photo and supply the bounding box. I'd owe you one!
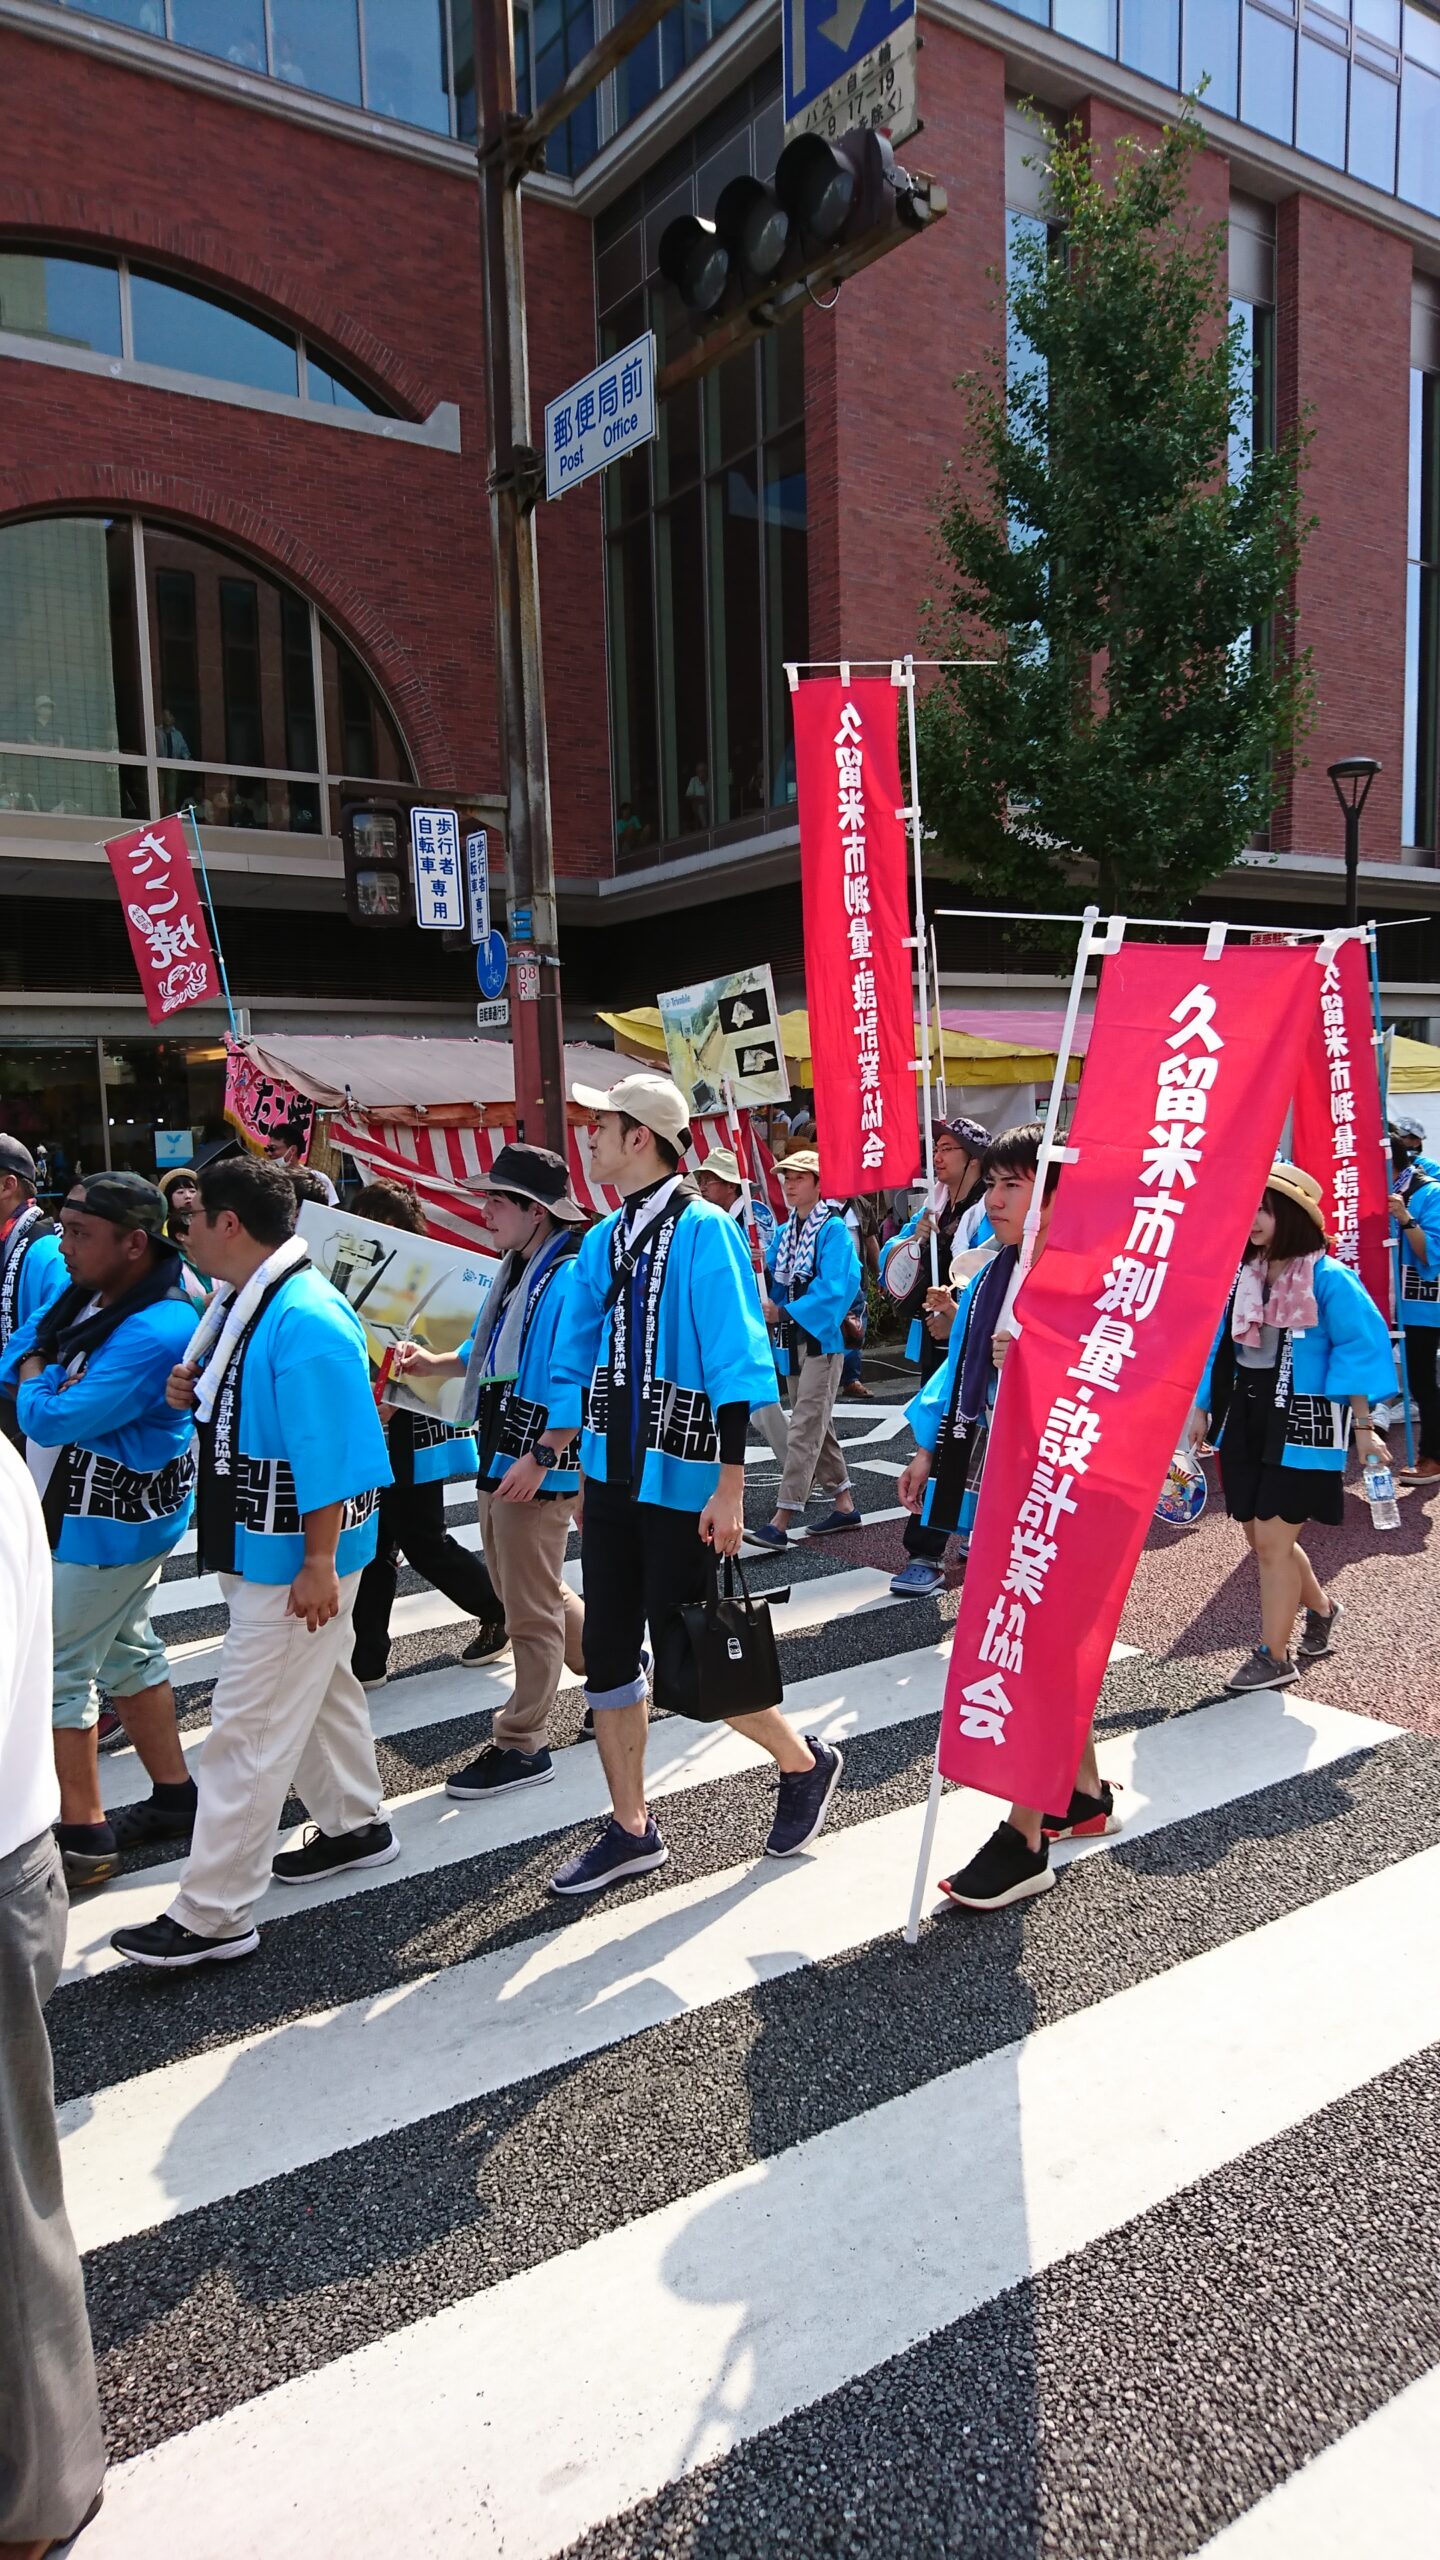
[900,653,940,1287]
[902,901,1105,1947]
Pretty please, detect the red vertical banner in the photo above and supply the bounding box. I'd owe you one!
[792,676,919,1196]
[1291,937,1390,1320]
[104,814,220,1024]
[939,943,1324,1813]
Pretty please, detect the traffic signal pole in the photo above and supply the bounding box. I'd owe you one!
[475,0,674,1153]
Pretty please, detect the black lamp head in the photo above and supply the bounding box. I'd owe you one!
[1327,753,1381,813]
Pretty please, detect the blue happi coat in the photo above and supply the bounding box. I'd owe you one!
[765,1208,861,1368]
[203,1263,392,1580]
[1196,1253,1397,1473]
[3,1289,197,1566]
[1397,1173,1440,1333]
[549,1195,775,1512]
[459,1235,581,1498]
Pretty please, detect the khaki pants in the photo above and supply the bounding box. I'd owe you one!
[169,1570,384,1940]
[477,1489,584,1755]
[776,1347,850,1514]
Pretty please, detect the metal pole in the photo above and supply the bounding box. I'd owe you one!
[901,655,939,1287]
[183,805,238,1040]
[901,902,1101,1947]
[1344,804,1361,932]
[476,8,567,1154]
[1367,920,1416,1468]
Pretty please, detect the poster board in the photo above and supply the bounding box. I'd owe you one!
[658,964,791,1115]
[297,1202,496,1425]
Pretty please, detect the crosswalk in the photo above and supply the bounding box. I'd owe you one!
[55,1400,1440,2557]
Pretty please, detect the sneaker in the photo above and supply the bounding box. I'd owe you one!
[889,1558,944,1599]
[743,1522,789,1551]
[1225,1644,1299,1694]
[56,1826,119,1889]
[461,1617,509,1666]
[549,1815,668,1897]
[96,1703,127,1753]
[765,1735,844,1857]
[446,1743,553,1798]
[271,1820,400,1884]
[109,1791,197,1852]
[938,1821,1054,1911]
[111,1913,260,1968]
[1297,1598,1345,1663]
[809,1508,862,1535]
[1042,1781,1122,1841]
[1400,1455,1440,1482]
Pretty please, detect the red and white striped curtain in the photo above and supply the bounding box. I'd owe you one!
[329,1114,780,1249]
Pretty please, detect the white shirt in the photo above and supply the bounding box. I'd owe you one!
[0,1433,58,1860]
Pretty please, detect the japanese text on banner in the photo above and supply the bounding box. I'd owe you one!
[103,814,220,1025]
[792,677,919,1196]
[939,944,1324,1814]
[1291,937,1390,1322]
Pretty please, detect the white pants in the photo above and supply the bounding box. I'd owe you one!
[168,1571,384,1940]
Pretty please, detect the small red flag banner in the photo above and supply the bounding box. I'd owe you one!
[104,813,220,1024]
[792,676,919,1197]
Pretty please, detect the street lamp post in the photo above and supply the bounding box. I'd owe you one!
[1327,754,1381,931]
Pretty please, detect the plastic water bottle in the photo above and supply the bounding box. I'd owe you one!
[1363,1454,1400,1531]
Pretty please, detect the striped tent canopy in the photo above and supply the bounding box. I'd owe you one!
[331,1113,781,1251]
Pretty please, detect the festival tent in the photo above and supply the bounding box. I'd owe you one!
[598,1004,1082,1085]
[1387,1033,1440,1092]
[224,1033,779,1248]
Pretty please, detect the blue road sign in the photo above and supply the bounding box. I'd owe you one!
[783,0,915,125]
[475,929,509,1000]
[544,331,656,503]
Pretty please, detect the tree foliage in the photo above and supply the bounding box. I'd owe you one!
[918,108,1313,913]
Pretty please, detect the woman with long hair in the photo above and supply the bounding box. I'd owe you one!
[1188,1162,1395,1694]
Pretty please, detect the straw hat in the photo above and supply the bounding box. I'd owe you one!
[1264,1160,1327,1235]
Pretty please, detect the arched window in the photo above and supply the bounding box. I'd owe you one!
[0,515,413,835]
[0,246,393,414]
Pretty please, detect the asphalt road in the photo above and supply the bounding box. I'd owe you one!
[56,1382,1440,2558]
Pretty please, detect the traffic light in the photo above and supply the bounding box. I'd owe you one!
[656,127,940,386]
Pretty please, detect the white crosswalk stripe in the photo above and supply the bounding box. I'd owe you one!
[47,1477,1440,2560]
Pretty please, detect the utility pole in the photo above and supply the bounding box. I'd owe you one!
[475,0,674,1155]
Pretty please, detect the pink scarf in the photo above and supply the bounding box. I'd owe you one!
[1232,1252,1320,1349]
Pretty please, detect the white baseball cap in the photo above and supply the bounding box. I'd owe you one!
[572,1070,692,1148]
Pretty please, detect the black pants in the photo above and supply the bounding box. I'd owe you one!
[580,1473,709,1703]
[900,1327,953,1560]
[1405,1325,1440,1462]
[351,1476,500,1674]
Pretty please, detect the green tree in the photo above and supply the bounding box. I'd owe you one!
[918,107,1313,913]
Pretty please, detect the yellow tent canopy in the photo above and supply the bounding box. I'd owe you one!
[596,1006,1081,1088]
[1388,1034,1440,1094]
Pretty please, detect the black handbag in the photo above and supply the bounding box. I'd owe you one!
[652,1553,784,1724]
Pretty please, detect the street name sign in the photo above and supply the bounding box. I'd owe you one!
[783,0,918,146]
[544,331,656,502]
[410,807,464,930]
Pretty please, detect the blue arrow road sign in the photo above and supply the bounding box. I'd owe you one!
[475,929,509,1000]
[784,0,914,124]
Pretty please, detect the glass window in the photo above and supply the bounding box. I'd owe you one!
[1354,0,1400,37]
[1054,0,1119,48]
[1121,0,1180,80]
[304,351,387,413]
[1405,367,1439,848]
[0,250,122,356]
[131,270,300,396]
[1348,58,1399,181]
[69,0,165,26]
[1297,27,1350,159]
[764,429,806,814]
[270,0,363,106]
[0,517,143,756]
[656,489,709,839]
[154,569,202,763]
[1399,58,1440,207]
[363,0,449,132]
[1406,4,1440,70]
[706,455,765,826]
[1183,0,1241,114]
[170,0,266,69]
[607,520,661,855]
[1241,6,1297,142]
[320,629,411,782]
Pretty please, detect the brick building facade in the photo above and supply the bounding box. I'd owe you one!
[1,0,1439,1175]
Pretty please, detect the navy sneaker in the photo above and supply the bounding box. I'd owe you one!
[809,1507,862,1535]
[111,1913,260,1968]
[744,1522,789,1552]
[764,1736,844,1858]
[446,1743,553,1798]
[889,1558,944,1599]
[271,1821,400,1884]
[549,1816,668,1897]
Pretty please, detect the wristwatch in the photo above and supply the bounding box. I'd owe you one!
[532,1441,559,1470]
